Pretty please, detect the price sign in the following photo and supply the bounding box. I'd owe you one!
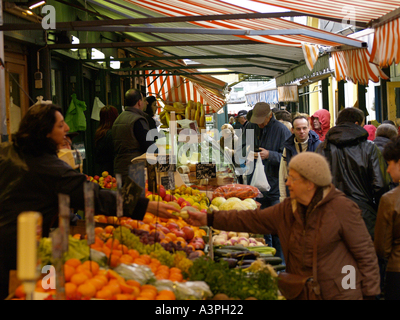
[146,162,157,193]
[129,162,146,196]
[84,182,95,245]
[58,193,70,253]
[121,177,143,217]
[157,155,177,173]
[196,163,217,179]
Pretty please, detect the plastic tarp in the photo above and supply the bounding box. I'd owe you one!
[245,80,278,106]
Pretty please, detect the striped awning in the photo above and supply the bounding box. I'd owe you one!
[370,17,400,68]
[145,70,225,113]
[124,0,362,48]
[302,43,320,71]
[331,48,389,85]
[251,0,400,25]
[136,46,227,112]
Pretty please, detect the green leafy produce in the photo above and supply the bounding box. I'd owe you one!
[187,257,279,300]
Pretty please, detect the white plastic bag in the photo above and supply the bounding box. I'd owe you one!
[250,154,271,192]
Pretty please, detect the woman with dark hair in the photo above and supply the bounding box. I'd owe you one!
[375,136,400,300]
[94,105,119,175]
[0,103,176,299]
[144,96,158,131]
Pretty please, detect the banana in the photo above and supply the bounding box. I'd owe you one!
[173,102,186,109]
[164,105,185,113]
[165,112,170,126]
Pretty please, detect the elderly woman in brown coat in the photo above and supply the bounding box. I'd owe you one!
[188,152,380,300]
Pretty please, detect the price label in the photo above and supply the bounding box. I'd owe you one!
[196,163,217,179]
[129,162,146,196]
[84,182,95,245]
[58,193,70,253]
[157,155,177,173]
[121,177,143,217]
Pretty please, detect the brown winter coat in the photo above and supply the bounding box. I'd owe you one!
[374,185,400,272]
[213,185,380,300]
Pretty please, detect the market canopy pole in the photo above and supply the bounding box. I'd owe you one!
[0,0,7,142]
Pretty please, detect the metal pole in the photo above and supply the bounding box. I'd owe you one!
[0,0,7,142]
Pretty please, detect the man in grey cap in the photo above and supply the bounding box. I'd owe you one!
[233,110,247,130]
[243,102,291,262]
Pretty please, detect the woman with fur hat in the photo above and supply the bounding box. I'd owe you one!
[187,152,380,300]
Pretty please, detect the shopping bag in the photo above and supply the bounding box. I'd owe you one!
[250,154,271,192]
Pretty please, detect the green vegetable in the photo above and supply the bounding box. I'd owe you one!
[187,257,279,300]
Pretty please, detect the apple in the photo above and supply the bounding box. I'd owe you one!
[181,226,195,241]
[158,185,166,199]
[93,175,100,181]
[201,209,208,214]
[180,201,191,208]
[173,229,186,239]
[177,197,186,206]
[166,222,179,231]
[101,171,109,178]
[112,183,117,189]
[105,182,112,189]
[111,177,117,183]
[164,194,176,202]
[145,191,153,197]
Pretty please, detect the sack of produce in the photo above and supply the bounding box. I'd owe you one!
[212,184,261,200]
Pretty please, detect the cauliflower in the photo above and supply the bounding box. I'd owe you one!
[211,197,227,208]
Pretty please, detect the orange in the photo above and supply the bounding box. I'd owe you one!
[113,293,135,300]
[166,233,177,241]
[104,225,115,234]
[70,273,89,286]
[139,290,156,300]
[148,263,159,274]
[117,244,129,254]
[157,265,170,272]
[140,284,158,294]
[119,254,134,265]
[128,249,140,260]
[126,280,141,288]
[102,245,112,257]
[150,258,161,266]
[75,265,93,279]
[77,282,97,299]
[133,258,147,265]
[95,288,113,300]
[82,260,100,276]
[93,275,108,287]
[64,264,76,282]
[65,258,81,268]
[110,249,123,257]
[105,238,120,250]
[142,213,154,224]
[155,273,169,280]
[14,285,26,299]
[158,290,176,300]
[73,234,81,239]
[65,282,77,298]
[169,273,183,282]
[107,216,119,224]
[94,227,104,235]
[169,267,181,274]
[103,283,121,296]
[109,254,121,268]
[87,277,105,291]
[140,254,152,264]
[106,269,121,280]
[139,224,150,232]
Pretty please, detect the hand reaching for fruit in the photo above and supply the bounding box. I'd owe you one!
[185,210,208,227]
[146,201,181,220]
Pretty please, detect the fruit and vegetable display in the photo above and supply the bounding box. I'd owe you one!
[159,100,206,129]
[85,171,117,190]
[212,184,261,200]
[209,196,258,211]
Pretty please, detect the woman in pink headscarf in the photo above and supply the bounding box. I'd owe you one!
[364,124,377,141]
[310,109,331,142]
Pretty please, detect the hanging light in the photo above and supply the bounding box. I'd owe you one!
[28,1,46,10]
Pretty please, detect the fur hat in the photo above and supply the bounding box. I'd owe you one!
[289,152,332,187]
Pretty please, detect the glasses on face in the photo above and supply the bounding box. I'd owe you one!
[285,175,303,183]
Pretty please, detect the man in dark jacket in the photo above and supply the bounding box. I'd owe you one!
[241,102,291,261]
[316,107,391,239]
[112,89,155,184]
[279,115,321,202]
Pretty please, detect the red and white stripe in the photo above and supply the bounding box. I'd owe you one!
[302,43,320,71]
[332,48,389,85]
[370,17,400,68]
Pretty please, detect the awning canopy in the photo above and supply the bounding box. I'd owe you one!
[245,79,278,106]
[1,0,396,107]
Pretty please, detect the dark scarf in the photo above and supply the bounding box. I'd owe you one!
[297,187,324,225]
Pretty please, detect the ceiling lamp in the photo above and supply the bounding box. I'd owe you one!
[28,1,46,10]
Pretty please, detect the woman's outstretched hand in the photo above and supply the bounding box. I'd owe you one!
[185,210,208,227]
